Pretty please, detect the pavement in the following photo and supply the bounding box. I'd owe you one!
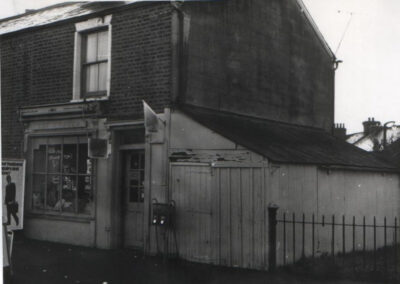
[5,233,383,284]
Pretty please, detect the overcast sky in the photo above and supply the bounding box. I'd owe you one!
[1,0,399,133]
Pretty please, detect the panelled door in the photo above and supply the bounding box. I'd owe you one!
[122,150,145,248]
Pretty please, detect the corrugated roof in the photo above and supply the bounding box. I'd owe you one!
[0,1,129,36]
[181,105,397,170]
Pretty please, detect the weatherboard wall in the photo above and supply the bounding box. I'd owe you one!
[164,111,400,270]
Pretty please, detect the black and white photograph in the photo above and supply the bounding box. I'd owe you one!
[1,0,400,283]
[2,159,25,230]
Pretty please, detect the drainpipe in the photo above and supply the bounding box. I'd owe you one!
[331,59,342,134]
[171,2,184,104]
[383,121,395,149]
[171,1,190,105]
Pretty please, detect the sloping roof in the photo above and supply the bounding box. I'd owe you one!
[346,132,364,144]
[380,139,400,168]
[0,1,129,36]
[347,126,400,152]
[0,0,336,60]
[181,106,397,171]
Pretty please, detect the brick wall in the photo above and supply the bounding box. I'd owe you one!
[109,4,172,119]
[182,0,335,131]
[1,3,172,158]
[1,24,75,158]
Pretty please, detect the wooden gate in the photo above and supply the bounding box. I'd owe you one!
[170,164,213,262]
[170,162,268,270]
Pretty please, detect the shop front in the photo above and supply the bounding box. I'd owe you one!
[20,101,150,250]
[20,102,109,248]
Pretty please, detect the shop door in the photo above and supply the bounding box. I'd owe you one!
[123,150,145,248]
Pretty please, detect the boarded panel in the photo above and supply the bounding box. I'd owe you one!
[219,168,231,266]
[230,168,242,267]
[171,164,213,263]
[241,168,253,268]
[170,163,268,270]
[274,166,400,267]
[216,165,267,270]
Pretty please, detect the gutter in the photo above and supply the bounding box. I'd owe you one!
[318,165,400,174]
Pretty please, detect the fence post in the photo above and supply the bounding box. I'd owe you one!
[395,217,398,274]
[283,213,286,265]
[374,216,376,271]
[268,204,279,272]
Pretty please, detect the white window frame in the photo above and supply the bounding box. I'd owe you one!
[72,15,112,102]
[28,135,95,218]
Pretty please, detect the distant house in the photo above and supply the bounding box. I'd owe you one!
[346,117,400,151]
[1,0,399,271]
[381,139,400,168]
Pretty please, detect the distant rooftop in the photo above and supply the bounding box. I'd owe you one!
[0,1,131,36]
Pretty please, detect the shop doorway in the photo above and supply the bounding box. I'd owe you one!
[121,150,145,248]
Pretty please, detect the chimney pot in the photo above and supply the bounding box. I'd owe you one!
[333,123,347,139]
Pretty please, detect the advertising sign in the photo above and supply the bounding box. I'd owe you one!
[3,225,13,268]
[2,159,26,231]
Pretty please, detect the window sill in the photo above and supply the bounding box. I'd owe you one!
[26,211,94,223]
[70,96,109,103]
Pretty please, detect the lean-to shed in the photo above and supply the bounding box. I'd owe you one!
[143,106,400,270]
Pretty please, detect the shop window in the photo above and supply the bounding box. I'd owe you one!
[30,137,93,215]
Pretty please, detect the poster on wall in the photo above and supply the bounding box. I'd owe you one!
[2,159,26,231]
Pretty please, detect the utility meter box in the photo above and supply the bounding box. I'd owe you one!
[152,203,173,227]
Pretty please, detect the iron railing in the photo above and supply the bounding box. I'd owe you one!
[268,207,400,275]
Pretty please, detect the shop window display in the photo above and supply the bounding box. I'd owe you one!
[31,136,93,215]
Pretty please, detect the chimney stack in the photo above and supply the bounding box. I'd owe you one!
[333,123,347,140]
[362,117,381,135]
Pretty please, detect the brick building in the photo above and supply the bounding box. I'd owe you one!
[1,0,399,270]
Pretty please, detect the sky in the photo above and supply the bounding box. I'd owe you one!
[1,0,399,133]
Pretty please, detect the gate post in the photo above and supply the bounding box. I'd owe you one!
[268,203,279,272]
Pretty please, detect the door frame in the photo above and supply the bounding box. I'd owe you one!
[119,145,145,248]
[109,123,145,249]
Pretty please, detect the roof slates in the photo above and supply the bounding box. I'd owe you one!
[0,1,128,36]
[182,105,397,170]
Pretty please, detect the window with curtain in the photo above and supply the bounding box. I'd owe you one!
[82,29,109,97]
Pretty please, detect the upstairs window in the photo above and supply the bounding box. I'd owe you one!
[82,29,109,97]
[73,15,112,101]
